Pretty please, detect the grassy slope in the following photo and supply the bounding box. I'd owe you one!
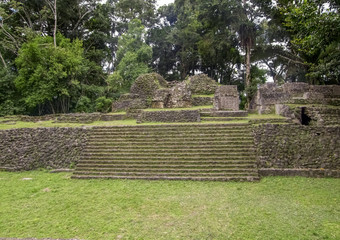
[0,171,339,240]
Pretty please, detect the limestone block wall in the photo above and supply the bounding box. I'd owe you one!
[250,83,340,114]
[0,127,88,171]
[191,96,213,106]
[253,124,340,170]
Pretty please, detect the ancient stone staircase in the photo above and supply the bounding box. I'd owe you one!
[72,124,259,181]
[200,111,248,122]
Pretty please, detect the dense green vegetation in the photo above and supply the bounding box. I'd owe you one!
[0,171,339,239]
[0,0,339,116]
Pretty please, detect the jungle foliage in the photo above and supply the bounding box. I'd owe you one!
[0,0,339,115]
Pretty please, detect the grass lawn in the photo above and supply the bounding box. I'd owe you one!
[0,171,339,240]
[0,112,289,130]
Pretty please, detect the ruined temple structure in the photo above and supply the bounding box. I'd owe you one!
[250,82,340,126]
[250,82,340,113]
[112,73,220,111]
[1,81,340,180]
[111,73,249,123]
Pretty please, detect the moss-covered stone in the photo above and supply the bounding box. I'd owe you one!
[130,72,168,99]
[253,124,340,170]
[188,74,218,95]
[0,128,88,171]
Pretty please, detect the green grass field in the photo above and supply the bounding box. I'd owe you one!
[0,171,339,240]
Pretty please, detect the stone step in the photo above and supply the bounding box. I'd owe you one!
[73,171,258,177]
[201,117,248,122]
[74,167,258,173]
[73,123,258,182]
[86,141,254,147]
[82,152,255,158]
[249,118,290,124]
[80,155,256,161]
[85,144,254,150]
[76,163,256,169]
[91,124,251,131]
[88,133,253,139]
[87,136,253,142]
[71,175,260,181]
[200,111,248,117]
[90,129,251,135]
[83,147,255,153]
[77,160,256,166]
[309,108,340,114]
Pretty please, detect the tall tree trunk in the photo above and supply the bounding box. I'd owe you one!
[53,0,57,48]
[245,42,251,89]
[46,0,57,48]
[49,101,55,114]
[0,51,7,68]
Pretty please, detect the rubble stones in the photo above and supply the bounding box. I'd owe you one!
[187,74,218,94]
[167,82,192,108]
[130,73,168,98]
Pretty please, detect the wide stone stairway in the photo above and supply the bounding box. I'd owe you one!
[72,124,259,181]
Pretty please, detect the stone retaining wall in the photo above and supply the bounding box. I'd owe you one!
[250,83,340,114]
[138,110,200,123]
[0,128,88,171]
[192,97,213,106]
[253,124,340,171]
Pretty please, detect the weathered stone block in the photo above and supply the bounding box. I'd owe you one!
[250,83,340,114]
[213,85,239,111]
[303,92,324,100]
[151,89,171,108]
[167,82,192,108]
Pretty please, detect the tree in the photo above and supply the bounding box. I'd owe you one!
[15,34,85,114]
[107,19,152,92]
[0,66,20,116]
[281,0,340,84]
[197,0,242,84]
[147,4,179,80]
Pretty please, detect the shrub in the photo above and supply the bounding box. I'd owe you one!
[95,96,112,113]
[75,96,93,113]
[0,100,15,116]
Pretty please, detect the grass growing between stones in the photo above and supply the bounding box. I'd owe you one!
[0,113,289,130]
[0,119,139,130]
[247,114,286,119]
[0,119,250,130]
[0,171,339,240]
[192,94,214,98]
[143,105,213,111]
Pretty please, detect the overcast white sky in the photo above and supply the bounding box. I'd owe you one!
[157,0,174,7]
